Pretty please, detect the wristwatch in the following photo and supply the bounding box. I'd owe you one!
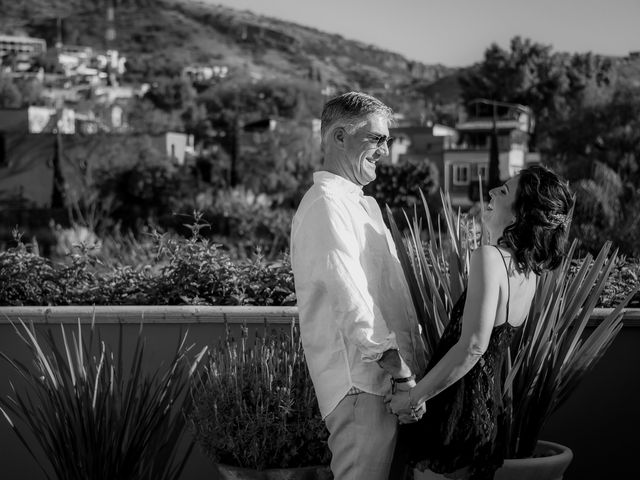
[391,375,416,393]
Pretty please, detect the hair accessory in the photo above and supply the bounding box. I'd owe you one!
[548,212,569,228]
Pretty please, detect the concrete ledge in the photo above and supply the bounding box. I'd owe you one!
[1,306,639,327]
[0,306,299,324]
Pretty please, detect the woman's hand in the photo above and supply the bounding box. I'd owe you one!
[384,387,425,424]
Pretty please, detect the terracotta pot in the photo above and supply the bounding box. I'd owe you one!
[495,441,573,480]
[414,440,573,480]
[214,463,332,480]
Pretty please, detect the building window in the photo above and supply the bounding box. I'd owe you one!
[452,164,470,185]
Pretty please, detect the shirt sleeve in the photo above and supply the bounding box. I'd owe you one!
[293,197,398,362]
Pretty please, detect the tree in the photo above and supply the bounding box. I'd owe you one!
[548,86,640,186]
[459,36,614,149]
[125,98,184,134]
[15,77,43,106]
[144,78,197,112]
[459,37,564,116]
[0,75,22,108]
[549,86,640,256]
[236,118,321,207]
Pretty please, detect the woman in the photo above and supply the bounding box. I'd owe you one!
[387,165,574,480]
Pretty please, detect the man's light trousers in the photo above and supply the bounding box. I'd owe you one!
[324,392,397,480]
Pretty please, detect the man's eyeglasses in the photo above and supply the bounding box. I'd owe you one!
[367,132,395,149]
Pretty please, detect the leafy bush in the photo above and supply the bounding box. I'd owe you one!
[174,187,294,260]
[0,229,62,305]
[188,323,331,470]
[0,221,296,307]
[0,218,636,308]
[577,256,640,308]
[568,162,640,258]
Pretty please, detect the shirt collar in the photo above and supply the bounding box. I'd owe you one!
[313,171,364,197]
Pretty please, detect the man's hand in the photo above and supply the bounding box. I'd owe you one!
[384,385,426,424]
[377,349,413,379]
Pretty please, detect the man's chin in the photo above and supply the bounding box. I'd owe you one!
[361,174,376,186]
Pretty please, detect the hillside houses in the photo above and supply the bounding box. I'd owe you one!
[389,101,540,207]
[0,32,195,212]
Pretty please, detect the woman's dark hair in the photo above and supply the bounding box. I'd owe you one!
[499,165,575,275]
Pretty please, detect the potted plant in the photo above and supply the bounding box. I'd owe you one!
[0,319,201,480]
[387,190,639,480]
[187,322,332,479]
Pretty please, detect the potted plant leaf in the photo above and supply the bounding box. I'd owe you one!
[387,189,639,480]
[0,319,201,480]
[187,322,332,480]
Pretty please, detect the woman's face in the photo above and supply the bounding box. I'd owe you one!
[484,175,520,240]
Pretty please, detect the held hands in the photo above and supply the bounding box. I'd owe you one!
[384,381,426,424]
[377,351,425,423]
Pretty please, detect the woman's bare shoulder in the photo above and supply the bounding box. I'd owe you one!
[470,246,509,277]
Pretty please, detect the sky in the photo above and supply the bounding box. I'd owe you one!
[204,0,640,67]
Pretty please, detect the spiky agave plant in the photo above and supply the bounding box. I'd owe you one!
[504,240,638,457]
[387,190,482,361]
[0,319,203,480]
[388,188,639,459]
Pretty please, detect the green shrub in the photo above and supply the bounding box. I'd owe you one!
[578,256,640,308]
[0,230,62,305]
[0,221,296,307]
[0,221,636,308]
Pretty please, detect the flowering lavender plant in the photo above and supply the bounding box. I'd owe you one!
[187,322,331,470]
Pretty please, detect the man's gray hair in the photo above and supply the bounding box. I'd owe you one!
[320,91,393,146]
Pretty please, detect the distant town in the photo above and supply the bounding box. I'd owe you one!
[0,24,542,212]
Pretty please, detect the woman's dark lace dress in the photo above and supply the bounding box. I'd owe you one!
[400,249,521,480]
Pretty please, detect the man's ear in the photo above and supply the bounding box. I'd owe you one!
[333,127,346,150]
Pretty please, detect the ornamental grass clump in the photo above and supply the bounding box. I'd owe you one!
[0,320,203,480]
[387,189,640,459]
[188,322,331,470]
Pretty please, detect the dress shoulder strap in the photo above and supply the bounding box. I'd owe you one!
[492,245,511,324]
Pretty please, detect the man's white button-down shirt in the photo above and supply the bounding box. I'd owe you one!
[291,171,427,418]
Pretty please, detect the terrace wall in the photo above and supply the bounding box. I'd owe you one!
[1,306,638,479]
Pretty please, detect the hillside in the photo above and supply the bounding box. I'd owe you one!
[1,0,637,120]
[0,0,454,90]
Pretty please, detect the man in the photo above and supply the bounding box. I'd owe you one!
[290,92,428,480]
